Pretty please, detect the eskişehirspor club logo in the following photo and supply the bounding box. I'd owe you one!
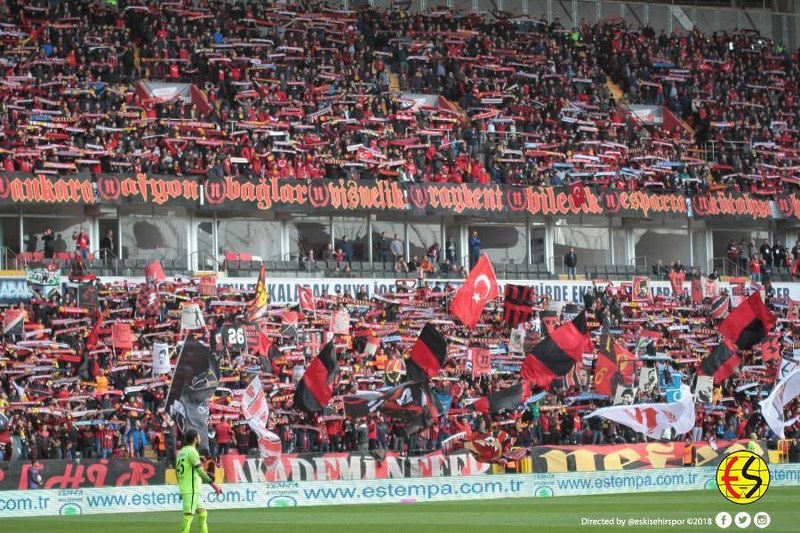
[715,450,770,504]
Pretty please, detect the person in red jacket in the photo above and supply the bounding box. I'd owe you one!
[214,419,233,457]
[73,227,90,260]
[368,417,377,450]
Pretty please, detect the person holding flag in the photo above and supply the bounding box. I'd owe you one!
[176,428,222,533]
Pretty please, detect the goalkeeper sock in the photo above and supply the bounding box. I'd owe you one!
[198,510,208,533]
[181,514,194,533]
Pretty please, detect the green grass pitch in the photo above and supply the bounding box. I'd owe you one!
[3,486,796,533]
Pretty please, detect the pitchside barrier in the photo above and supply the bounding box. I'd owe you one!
[1,464,798,518]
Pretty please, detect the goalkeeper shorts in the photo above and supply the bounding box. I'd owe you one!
[180,492,202,514]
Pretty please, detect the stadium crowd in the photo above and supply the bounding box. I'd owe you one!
[0,1,798,196]
[0,268,799,468]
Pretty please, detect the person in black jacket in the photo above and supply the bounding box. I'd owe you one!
[42,228,55,259]
[564,248,577,280]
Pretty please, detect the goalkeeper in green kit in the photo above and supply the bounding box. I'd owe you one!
[176,428,222,533]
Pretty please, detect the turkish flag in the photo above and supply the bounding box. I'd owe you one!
[569,181,586,207]
[450,255,498,329]
[298,285,315,313]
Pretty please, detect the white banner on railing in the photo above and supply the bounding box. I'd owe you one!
[99,276,800,306]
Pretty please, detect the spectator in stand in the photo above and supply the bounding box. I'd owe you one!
[468,231,481,268]
[97,423,115,459]
[394,257,409,274]
[376,232,390,262]
[127,420,148,458]
[446,237,457,266]
[305,249,317,270]
[774,241,788,273]
[332,248,345,263]
[99,230,115,265]
[214,419,233,457]
[760,239,773,270]
[28,461,43,490]
[751,254,763,283]
[564,248,578,280]
[427,242,440,265]
[726,240,740,275]
[322,243,334,263]
[42,228,55,259]
[73,228,90,260]
[390,235,404,260]
[95,368,109,394]
[340,236,353,263]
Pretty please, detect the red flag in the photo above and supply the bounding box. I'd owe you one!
[199,276,217,297]
[298,285,315,313]
[144,260,166,281]
[760,336,780,363]
[691,278,703,304]
[469,347,491,378]
[450,255,498,329]
[569,181,586,207]
[719,292,775,350]
[85,310,107,350]
[632,276,651,302]
[668,270,685,296]
[111,322,133,350]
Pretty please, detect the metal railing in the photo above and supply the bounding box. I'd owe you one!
[709,256,745,277]
[1,247,18,271]
[191,250,221,272]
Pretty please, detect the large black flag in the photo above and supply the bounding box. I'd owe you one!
[165,337,220,453]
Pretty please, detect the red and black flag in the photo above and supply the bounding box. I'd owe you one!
[135,281,161,317]
[594,329,636,396]
[719,292,775,350]
[503,284,535,327]
[78,283,99,312]
[521,312,591,389]
[710,294,730,320]
[342,391,385,418]
[701,338,741,383]
[293,341,339,414]
[470,382,531,415]
[760,336,781,364]
[2,308,25,337]
[406,323,447,383]
[380,381,441,435]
